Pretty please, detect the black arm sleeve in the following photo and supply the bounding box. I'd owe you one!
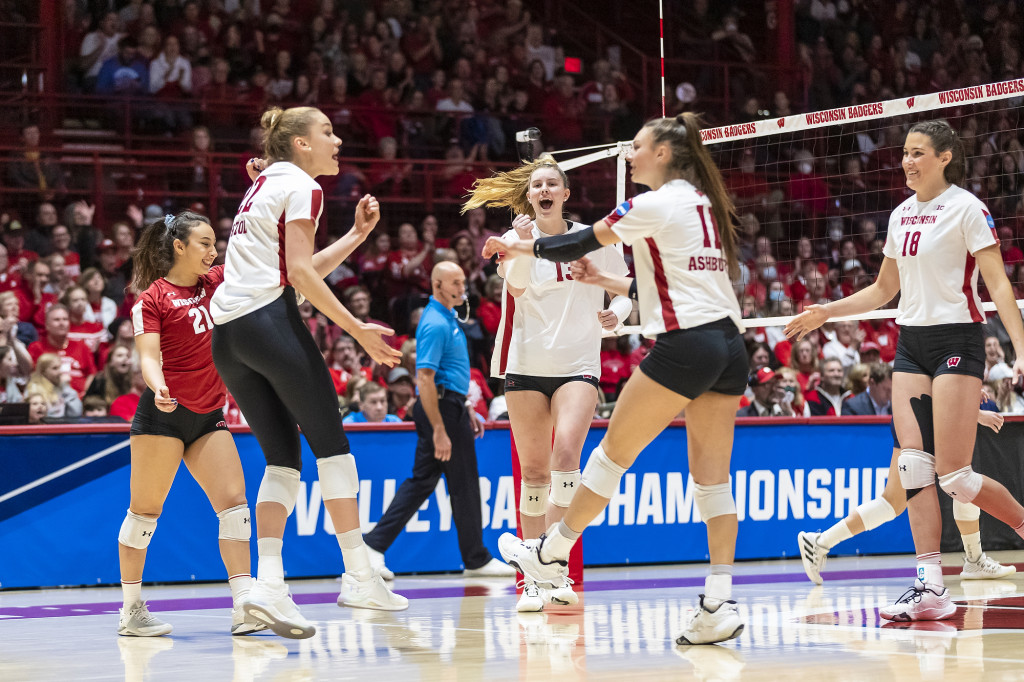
[628,278,638,302]
[532,227,603,262]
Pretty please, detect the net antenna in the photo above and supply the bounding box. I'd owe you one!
[549,140,633,205]
[515,127,542,163]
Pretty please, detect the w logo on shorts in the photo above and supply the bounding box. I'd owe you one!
[947,357,961,369]
[216,421,227,428]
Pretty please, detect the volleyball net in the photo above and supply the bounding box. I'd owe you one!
[540,78,1024,331]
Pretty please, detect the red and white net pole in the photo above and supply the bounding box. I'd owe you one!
[659,0,666,117]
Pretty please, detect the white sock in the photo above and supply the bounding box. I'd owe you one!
[257,537,284,582]
[705,566,733,604]
[228,573,252,606]
[961,532,983,564]
[916,552,943,589]
[539,521,579,563]
[818,521,853,550]
[336,528,373,581]
[121,580,142,608]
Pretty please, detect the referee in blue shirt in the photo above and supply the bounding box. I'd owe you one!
[364,262,513,577]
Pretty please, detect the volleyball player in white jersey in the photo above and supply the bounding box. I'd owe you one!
[210,106,407,640]
[483,113,749,645]
[788,120,1024,621]
[797,407,1013,585]
[463,157,631,612]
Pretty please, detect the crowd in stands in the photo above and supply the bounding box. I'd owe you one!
[4,1,1024,423]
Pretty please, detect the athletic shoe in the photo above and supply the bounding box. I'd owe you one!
[231,603,269,635]
[797,531,828,585]
[497,532,565,589]
[338,573,409,611]
[366,545,395,581]
[118,600,173,637]
[463,557,517,578]
[675,595,745,645]
[960,554,1016,580]
[516,580,545,612]
[545,574,578,606]
[879,581,956,622]
[243,579,316,639]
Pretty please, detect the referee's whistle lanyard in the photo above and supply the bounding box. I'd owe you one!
[455,293,470,324]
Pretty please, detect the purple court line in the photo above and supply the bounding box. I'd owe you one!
[0,565,922,621]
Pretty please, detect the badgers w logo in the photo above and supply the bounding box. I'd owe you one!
[947,357,961,368]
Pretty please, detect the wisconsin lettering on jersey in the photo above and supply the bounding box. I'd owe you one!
[167,289,208,308]
[688,256,729,271]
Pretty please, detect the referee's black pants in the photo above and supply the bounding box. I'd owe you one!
[364,393,492,570]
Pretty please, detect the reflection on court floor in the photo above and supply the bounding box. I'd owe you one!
[1,553,1022,681]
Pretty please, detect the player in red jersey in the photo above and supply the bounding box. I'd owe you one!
[116,211,263,638]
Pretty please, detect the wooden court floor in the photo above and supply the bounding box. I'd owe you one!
[1,552,1023,681]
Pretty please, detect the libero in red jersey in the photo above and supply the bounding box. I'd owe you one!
[116,211,262,639]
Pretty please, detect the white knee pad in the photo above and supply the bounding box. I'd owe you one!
[257,465,302,515]
[217,504,251,541]
[855,497,897,531]
[520,482,549,517]
[897,449,936,490]
[580,445,627,499]
[118,510,157,549]
[939,466,983,503]
[550,469,581,508]
[317,453,359,500]
[953,500,981,522]
[694,482,736,522]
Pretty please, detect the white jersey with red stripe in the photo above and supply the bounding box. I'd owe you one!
[883,184,997,326]
[604,179,743,338]
[490,221,628,378]
[210,162,324,324]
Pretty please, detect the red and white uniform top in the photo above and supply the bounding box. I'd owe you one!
[883,184,998,326]
[491,221,628,378]
[132,265,227,414]
[211,162,323,324]
[604,179,743,337]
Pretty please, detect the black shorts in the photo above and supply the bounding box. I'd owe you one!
[505,373,600,398]
[130,388,228,448]
[638,318,748,399]
[893,323,985,380]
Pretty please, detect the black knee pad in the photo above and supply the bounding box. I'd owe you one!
[909,394,935,456]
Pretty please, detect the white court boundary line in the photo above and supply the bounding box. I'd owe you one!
[0,439,130,505]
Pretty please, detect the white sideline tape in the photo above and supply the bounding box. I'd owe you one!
[607,299,1024,336]
[0,439,130,504]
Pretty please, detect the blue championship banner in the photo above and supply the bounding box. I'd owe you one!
[2,418,989,589]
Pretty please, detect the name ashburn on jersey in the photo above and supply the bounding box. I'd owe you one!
[688,256,729,272]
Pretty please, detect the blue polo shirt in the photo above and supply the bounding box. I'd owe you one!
[343,412,402,424]
[416,296,470,395]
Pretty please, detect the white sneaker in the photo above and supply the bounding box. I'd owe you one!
[545,574,578,606]
[463,557,518,578]
[675,595,745,645]
[960,554,1016,580]
[243,579,316,639]
[516,580,545,612]
[118,601,173,637]
[366,545,395,580]
[497,533,565,588]
[879,581,956,622]
[338,573,409,611]
[231,603,269,635]
[797,531,828,585]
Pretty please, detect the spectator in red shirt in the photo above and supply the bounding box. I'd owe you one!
[15,259,57,330]
[599,336,631,399]
[108,354,145,420]
[542,74,585,147]
[789,338,821,393]
[477,274,503,338]
[388,221,433,300]
[859,317,899,364]
[327,334,373,397]
[998,226,1022,270]
[3,220,38,278]
[49,224,81,282]
[63,285,106,353]
[28,303,96,397]
[385,365,417,421]
[786,150,831,218]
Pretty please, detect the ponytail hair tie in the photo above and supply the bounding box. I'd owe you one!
[164,214,174,231]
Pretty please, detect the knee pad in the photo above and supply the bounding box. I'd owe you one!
[550,469,581,508]
[855,497,898,531]
[580,445,627,499]
[317,453,359,500]
[694,482,736,522]
[257,465,302,515]
[939,466,983,503]
[520,482,549,517]
[953,499,981,522]
[118,510,157,549]
[897,448,935,497]
[217,504,251,541]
